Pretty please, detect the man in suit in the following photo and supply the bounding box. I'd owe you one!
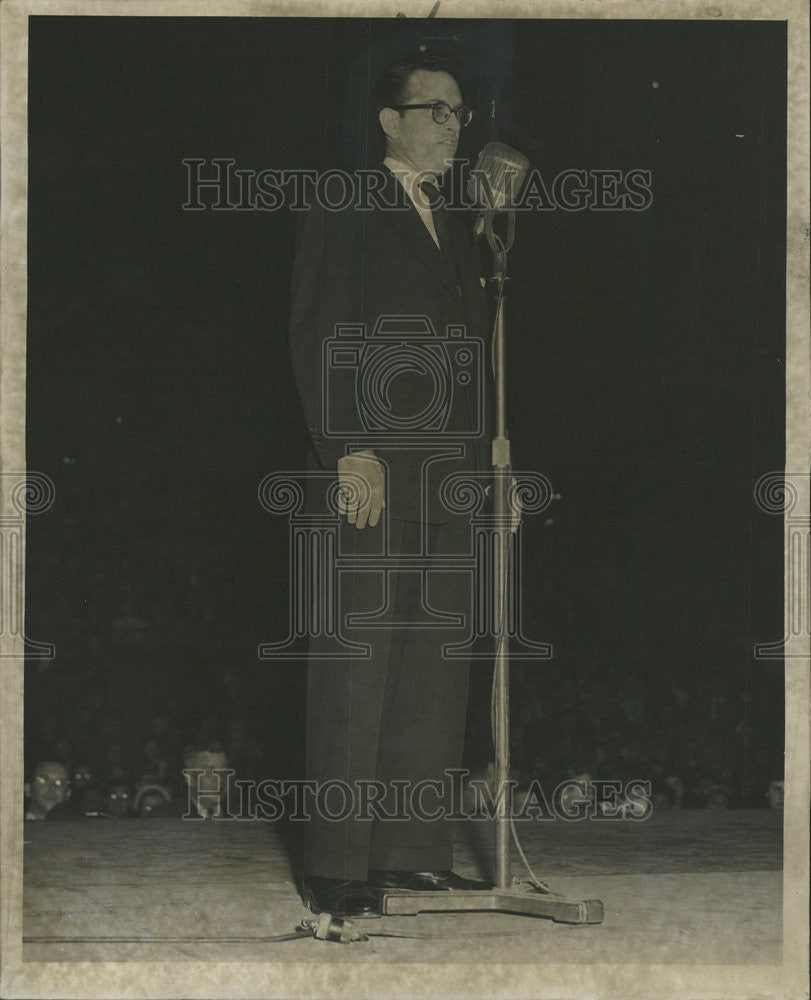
[289,48,493,917]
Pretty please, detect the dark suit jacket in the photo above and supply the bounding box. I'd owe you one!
[289,165,492,523]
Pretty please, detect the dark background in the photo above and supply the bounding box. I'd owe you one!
[25,17,785,805]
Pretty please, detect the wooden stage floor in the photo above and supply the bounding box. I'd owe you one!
[23,809,782,966]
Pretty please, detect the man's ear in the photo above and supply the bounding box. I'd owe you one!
[378,107,400,141]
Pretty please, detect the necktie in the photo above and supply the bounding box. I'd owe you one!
[419,181,462,296]
[418,180,451,253]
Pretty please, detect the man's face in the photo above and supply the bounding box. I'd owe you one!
[386,69,463,178]
[72,764,93,790]
[31,761,70,815]
[107,783,132,818]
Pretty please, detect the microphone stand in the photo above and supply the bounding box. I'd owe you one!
[375,205,604,926]
[485,204,514,892]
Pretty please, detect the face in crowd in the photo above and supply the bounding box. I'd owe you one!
[106,782,133,818]
[26,760,70,819]
[72,763,94,791]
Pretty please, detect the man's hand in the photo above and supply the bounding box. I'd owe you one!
[337,451,385,529]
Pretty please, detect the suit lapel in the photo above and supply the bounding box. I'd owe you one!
[375,166,467,318]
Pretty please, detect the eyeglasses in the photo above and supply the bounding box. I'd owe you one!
[389,101,473,128]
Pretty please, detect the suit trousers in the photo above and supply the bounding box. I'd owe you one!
[304,513,472,881]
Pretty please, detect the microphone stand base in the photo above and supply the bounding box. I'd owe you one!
[376,887,604,925]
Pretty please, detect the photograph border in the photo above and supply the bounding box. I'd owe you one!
[1,1,808,997]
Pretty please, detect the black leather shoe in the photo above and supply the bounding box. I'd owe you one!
[301,875,381,918]
[368,869,493,892]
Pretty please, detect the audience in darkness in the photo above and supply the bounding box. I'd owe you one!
[23,535,784,818]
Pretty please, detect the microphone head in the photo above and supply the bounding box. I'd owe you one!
[467,141,529,211]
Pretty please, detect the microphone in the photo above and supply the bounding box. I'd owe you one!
[467,142,529,238]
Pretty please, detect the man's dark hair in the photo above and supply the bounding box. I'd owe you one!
[371,48,463,117]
